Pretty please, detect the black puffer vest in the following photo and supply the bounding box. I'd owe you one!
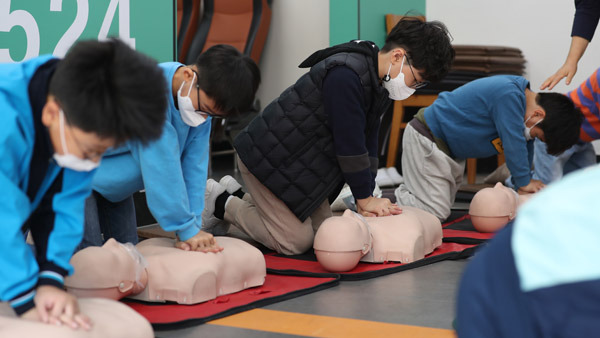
[234,41,391,221]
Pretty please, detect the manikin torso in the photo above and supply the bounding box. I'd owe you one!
[313,206,443,272]
[65,237,266,305]
[129,237,266,304]
[0,298,153,338]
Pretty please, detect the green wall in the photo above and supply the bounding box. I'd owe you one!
[330,0,426,47]
[0,0,175,63]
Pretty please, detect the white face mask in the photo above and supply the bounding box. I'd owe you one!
[53,109,100,172]
[177,71,207,127]
[382,56,416,101]
[523,115,543,141]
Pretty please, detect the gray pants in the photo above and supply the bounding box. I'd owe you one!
[394,124,465,220]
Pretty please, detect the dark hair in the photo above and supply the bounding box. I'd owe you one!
[382,17,454,83]
[537,92,583,155]
[195,44,261,116]
[49,39,167,145]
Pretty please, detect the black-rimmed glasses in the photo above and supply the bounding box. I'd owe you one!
[405,57,429,89]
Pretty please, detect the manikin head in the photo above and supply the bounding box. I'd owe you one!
[65,239,148,300]
[469,182,519,232]
[313,210,372,272]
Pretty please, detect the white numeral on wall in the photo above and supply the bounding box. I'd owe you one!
[50,0,89,58]
[99,0,135,49]
[0,0,40,62]
[0,0,135,63]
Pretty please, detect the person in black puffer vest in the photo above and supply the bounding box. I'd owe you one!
[203,17,455,255]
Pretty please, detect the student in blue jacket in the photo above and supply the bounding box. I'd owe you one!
[0,39,167,329]
[83,45,260,253]
[394,75,583,221]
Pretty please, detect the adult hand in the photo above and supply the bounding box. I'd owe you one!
[518,179,545,194]
[175,230,223,253]
[540,36,588,90]
[540,62,577,90]
[356,196,402,217]
[31,285,92,330]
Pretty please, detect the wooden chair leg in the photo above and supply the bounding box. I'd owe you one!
[466,158,477,184]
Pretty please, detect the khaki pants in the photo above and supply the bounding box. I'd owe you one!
[394,124,465,221]
[224,158,332,255]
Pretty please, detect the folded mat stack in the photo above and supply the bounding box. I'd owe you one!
[416,44,527,95]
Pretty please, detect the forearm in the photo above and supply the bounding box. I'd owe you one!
[564,36,590,66]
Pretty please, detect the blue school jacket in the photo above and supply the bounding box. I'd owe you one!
[92,62,211,241]
[0,55,95,314]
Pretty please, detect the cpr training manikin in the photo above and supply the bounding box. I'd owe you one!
[65,237,266,304]
[313,206,443,272]
[0,297,153,338]
[468,182,534,232]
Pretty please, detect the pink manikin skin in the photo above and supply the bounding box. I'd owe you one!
[361,206,442,263]
[0,298,153,338]
[313,209,372,272]
[128,237,266,304]
[469,182,534,233]
[313,207,443,272]
[65,238,148,300]
[65,237,266,305]
[517,191,534,208]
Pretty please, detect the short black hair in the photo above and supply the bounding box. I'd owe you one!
[537,92,583,155]
[382,17,454,83]
[195,44,261,116]
[49,38,167,145]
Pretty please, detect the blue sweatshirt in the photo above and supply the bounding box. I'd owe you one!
[92,62,210,241]
[424,75,534,189]
[0,56,95,314]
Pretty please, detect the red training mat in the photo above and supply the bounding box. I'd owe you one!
[265,212,494,281]
[124,272,339,330]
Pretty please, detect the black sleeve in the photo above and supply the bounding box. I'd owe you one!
[572,0,600,41]
[323,66,373,199]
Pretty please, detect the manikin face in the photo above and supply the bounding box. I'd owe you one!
[65,239,148,299]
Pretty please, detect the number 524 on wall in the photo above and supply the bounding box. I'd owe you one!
[1,0,138,63]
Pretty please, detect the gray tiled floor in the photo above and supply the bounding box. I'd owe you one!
[158,260,468,337]
[155,154,482,337]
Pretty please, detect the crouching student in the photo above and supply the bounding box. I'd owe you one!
[393,75,583,221]
[83,45,260,253]
[201,17,455,255]
[505,67,600,187]
[0,39,167,328]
